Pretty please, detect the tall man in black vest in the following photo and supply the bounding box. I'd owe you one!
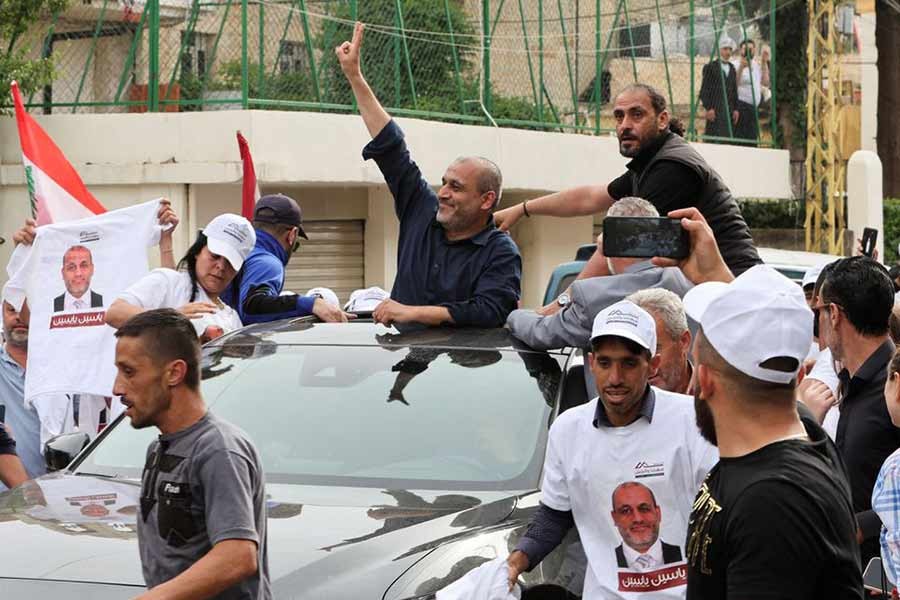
[494,83,761,313]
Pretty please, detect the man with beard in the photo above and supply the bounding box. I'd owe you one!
[336,23,521,328]
[627,288,693,394]
[222,194,350,324]
[683,265,862,599]
[0,297,45,485]
[611,482,684,570]
[494,83,759,314]
[113,309,270,600]
[506,300,716,598]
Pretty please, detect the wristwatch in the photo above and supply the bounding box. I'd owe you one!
[556,292,571,307]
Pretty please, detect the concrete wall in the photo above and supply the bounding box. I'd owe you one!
[0,110,791,307]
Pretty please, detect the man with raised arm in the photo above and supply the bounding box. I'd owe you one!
[335,23,521,329]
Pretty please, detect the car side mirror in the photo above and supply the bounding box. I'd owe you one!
[44,432,90,472]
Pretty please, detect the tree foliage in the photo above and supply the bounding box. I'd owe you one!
[315,0,474,107]
[0,0,69,112]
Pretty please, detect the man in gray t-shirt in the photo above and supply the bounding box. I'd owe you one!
[113,309,270,600]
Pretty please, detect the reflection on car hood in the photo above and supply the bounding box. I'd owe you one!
[0,473,519,597]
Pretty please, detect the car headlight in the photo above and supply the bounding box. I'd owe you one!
[383,527,516,600]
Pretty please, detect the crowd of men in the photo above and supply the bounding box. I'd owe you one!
[0,19,895,600]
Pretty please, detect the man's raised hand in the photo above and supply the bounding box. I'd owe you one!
[335,21,365,80]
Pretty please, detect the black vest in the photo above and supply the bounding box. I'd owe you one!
[630,132,762,275]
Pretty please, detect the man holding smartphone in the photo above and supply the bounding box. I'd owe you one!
[494,83,760,314]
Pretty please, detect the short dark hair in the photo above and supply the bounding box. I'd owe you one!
[590,335,652,361]
[617,83,685,137]
[821,256,894,337]
[115,309,201,390]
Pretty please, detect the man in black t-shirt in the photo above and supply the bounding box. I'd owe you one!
[683,265,862,600]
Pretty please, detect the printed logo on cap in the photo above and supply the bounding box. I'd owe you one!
[223,221,251,244]
[606,309,640,328]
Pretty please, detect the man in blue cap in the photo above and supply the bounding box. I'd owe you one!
[223,194,349,324]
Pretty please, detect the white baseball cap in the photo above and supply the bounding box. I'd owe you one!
[344,286,390,312]
[590,300,657,353]
[203,213,256,271]
[306,287,340,308]
[683,264,813,384]
[719,36,735,50]
[801,260,836,289]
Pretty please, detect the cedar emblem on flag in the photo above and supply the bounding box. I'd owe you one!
[11,81,106,224]
[237,131,260,220]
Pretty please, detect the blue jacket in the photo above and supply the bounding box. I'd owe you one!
[223,230,316,324]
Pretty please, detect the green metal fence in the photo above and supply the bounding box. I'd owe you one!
[13,0,780,147]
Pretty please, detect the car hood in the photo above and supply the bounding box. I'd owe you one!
[0,473,520,596]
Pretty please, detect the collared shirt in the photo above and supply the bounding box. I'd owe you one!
[622,538,665,572]
[362,120,522,327]
[593,386,656,428]
[516,386,717,598]
[836,339,900,560]
[873,447,900,586]
[64,289,94,311]
[0,345,45,486]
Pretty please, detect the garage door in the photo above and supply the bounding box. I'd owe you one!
[283,220,365,307]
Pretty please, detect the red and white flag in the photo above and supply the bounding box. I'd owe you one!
[11,81,106,225]
[237,131,260,220]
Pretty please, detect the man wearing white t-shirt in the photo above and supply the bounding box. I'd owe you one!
[506,300,717,599]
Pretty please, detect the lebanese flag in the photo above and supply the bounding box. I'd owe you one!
[11,81,106,224]
[237,131,260,220]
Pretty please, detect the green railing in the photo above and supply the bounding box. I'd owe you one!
[14,0,780,147]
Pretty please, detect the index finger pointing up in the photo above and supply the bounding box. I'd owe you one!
[352,21,364,47]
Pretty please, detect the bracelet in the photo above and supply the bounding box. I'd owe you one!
[522,201,531,218]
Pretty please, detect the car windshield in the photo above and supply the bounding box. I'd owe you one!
[76,341,563,491]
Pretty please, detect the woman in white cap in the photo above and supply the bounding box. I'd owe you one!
[106,213,256,341]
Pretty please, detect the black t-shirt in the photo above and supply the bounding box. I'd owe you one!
[608,160,704,215]
[685,417,862,600]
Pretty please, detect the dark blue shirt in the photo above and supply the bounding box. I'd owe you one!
[222,230,316,324]
[362,120,522,328]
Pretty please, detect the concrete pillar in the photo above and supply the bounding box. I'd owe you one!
[513,214,594,309]
[847,150,884,262]
[364,185,398,291]
[858,12,878,153]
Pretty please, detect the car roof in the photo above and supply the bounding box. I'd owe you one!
[756,247,841,269]
[209,317,568,355]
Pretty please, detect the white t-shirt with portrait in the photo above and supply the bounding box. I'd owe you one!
[540,388,718,599]
[117,268,242,336]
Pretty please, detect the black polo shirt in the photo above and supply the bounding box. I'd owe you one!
[362,120,522,328]
[835,339,900,560]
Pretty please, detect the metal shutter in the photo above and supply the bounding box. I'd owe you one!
[283,220,365,307]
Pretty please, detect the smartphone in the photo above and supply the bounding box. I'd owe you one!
[0,404,5,423]
[602,217,690,259]
[863,557,889,593]
[862,227,878,258]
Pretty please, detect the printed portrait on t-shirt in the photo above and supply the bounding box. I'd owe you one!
[53,245,104,313]
[611,481,684,570]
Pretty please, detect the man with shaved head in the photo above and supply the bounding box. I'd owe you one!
[611,481,684,570]
[54,245,103,312]
[336,22,521,328]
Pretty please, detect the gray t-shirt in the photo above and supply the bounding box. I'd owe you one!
[138,412,270,599]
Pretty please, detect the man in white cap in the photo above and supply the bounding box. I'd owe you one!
[699,35,739,142]
[683,265,862,599]
[506,300,716,598]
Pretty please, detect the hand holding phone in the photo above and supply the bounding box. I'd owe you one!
[603,217,690,259]
[861,227,878,258]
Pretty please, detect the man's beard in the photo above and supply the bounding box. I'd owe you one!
[694,391,718,446]
[3,327,27,349]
